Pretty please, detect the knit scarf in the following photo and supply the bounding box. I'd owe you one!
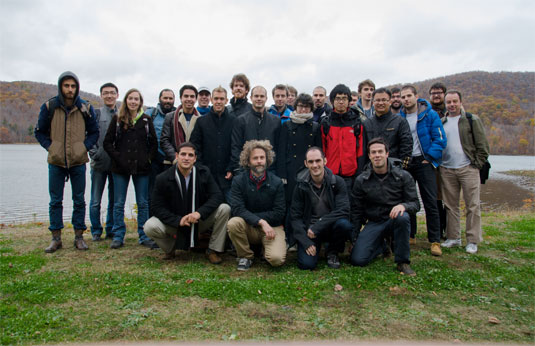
[289,112,313,124]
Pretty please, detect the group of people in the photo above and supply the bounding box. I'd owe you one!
[35,71,490,275]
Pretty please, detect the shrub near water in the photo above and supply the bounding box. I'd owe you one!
[1,212,534,344]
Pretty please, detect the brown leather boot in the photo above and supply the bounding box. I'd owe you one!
[74,229,89,250]
[45,230,62,253]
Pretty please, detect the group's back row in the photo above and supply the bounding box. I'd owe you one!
[35,71,489,274]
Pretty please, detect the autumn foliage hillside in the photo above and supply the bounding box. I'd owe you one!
[1,71,534,155]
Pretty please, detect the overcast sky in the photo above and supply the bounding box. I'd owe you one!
[1,0,533,106]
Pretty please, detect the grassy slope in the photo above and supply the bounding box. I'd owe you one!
[0,212,534,345]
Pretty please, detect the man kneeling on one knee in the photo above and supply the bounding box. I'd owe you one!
[350,137,420,276]
[227,140,286,271]
[291,147,352,270]
[144,142,230,263]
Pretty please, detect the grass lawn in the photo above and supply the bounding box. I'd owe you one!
[1,211,534,345]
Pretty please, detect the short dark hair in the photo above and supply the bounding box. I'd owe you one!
[100,82,118,94]
[445,90,462,102]
[294,93,314,111]
[272,84,288,97]
[179,85,198,98]
[305,146,325,159]
[159,88,174,99]
[429,82,447,94]
[367,137,389,153]
[230,73,250,92]
[390,87,401,94]
[358,79,375,92]
[401,84,418,95]
[372,88,392,99]
[329,84,351,104]
[177,142,197,155]
[351,91,359,97]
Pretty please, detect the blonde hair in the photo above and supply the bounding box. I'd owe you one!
[118,88,144,128]
[239,140,275,169]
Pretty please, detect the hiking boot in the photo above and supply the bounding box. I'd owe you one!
[45,230,62,253]
[465,243,478,254]
[110,240,123,249]
[409,237,416,245]
[430,242,442,256]
[163,250,176,260]
[140,238,158,249]
[237,258,253,271]
[327,254,341,269]
[74,230,89,250]
[397,263,416,276]
[206,249,223,264]
[441,238,462,248]
[92,234,102,242]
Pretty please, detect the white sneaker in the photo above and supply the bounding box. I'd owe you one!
[441,238,462,248]
[466,243,478,254]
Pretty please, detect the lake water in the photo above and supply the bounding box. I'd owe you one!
[0,144,534,224]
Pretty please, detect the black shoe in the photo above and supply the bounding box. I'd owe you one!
[396,263,416,276]
[110,240,123,249]
[327,254,341,269]
[92,234,102,242]
[140,239,158,249]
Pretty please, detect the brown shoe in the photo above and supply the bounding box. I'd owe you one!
[430,242,442,256]
[409,237,416,245]
[45,230,62,253]
[397,263,416,276]
[206,249,222,264]
[74,230,89,250]
[163,251,176,260]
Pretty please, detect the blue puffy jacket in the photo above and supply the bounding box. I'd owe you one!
[400,98,447,167]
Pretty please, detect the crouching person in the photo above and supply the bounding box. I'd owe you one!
[350,138,420,276]
[291,147,352,270]
[144,142,230,263]
[228,140,286,271]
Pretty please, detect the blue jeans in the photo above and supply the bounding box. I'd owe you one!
[111,173,150,244]
[48,163,86,231]
[297,218,352,270]
[89,169,114,237]
[351,213,411,266]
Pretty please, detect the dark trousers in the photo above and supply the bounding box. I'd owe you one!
[407,157,441,243]
[350,213,410,266]
[297,218,352,270]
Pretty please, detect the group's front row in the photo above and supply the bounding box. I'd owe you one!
[144,138,419,276]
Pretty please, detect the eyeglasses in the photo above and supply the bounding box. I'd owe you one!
[334,96,348,102]
[373,99,390,103]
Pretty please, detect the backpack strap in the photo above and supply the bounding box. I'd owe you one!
[465,112,476,145]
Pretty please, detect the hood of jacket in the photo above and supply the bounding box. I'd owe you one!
[401,98,433,121]
[57,71,80,106]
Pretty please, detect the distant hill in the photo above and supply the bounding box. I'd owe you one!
[1,71,534,154]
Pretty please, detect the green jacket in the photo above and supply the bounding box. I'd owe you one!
[442,109,489,169]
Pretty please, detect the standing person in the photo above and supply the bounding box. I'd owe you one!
[145,89,176,214]
[160,85,200,164]
[227,140,287,271]
[103,88,158,249]
[399,85,447,256]
[268,84,292,123]
[89,82,119,241]
[356,79,375,119]
[227,73,253,117]
[144,142,230,263]
[440,91,489,254]
[312,86,332,122]
[287,85,298,111]
[390,87,403,115]
[291,147,352,270]
[35,71,98,252]
[190,86,236,201]
[350,138,420,275]
[196,87,211,116]
[350,91,359,107]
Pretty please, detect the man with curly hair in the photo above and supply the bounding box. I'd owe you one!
[227,140,286,271]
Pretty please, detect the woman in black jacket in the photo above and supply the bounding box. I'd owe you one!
[103,88,157,249]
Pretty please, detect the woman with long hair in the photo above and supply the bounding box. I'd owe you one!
[104,88,158,249]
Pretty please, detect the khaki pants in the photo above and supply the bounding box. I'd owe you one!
[144,203,231,254]
[440,165,482,244]
[227,217,286,267]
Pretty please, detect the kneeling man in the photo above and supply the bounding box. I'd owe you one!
[228,140,286,271]
[144,142,230,263]
[350,138,420,275]
[291,147,352,270]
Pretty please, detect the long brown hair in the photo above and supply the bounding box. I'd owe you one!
[118,88,144,128]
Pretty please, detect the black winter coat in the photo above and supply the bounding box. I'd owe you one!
[151,164,224,250]
[190,107,236,190]
[290,168,349,249]
[230,171,285,227]
[350,158,420,233]
[276,118,321,203]
[227,97,253,118]
[103,114,157,175]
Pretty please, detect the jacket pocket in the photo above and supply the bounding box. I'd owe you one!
[47,141,64,165]
[72,141,88,165]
